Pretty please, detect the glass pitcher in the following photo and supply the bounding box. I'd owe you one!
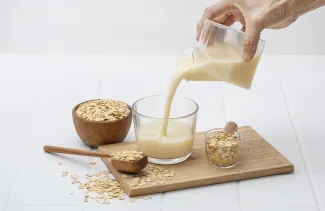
[177,20,266,89]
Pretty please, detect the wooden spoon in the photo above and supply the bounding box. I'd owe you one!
[43,145,148,173]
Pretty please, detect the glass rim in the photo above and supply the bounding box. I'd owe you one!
[132,95,199,120]
[203,20,266,46]
[204,128,243,141]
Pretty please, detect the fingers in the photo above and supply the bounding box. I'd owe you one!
[213,13,236,26]
[242,24,262,62]
[223,15,236,26]
[213,14,228,24]
[196,0,232,41]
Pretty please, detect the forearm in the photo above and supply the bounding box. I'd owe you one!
[296,0,325,17]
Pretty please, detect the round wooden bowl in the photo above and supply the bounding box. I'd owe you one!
[72,99,132,148]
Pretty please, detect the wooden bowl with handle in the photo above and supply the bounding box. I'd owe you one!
[72,99,132,148]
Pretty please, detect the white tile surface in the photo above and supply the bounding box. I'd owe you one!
[162,182,240,211]
[6,205,82,211]
[0,113,32,207]
[277,55,325,144]
[2,55,101,207]
[7,144,88,205]
[238,173,316,206]
[242,206,319,211]
[303,143,325,174]
[222,56,297,144]
[311,174,325,207]
[83,194,162,211]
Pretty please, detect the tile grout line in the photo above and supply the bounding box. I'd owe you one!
[220,83,243,210]
[3,146,26,211]
[84,66,102,208]
[3,109,40,211]
[159,69,166,211]
[236,182,243,210]
[160,193,165,211]
[276,61,322,208]
[219,83,228,124]
[97,66,104,98]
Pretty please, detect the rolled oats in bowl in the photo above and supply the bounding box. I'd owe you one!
[76,99,130,122]
[72,99,132,147]
[205,128,242,168]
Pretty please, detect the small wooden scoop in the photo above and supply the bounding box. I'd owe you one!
[43,145,148,173]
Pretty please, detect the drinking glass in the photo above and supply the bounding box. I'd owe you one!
[132,95,198,164]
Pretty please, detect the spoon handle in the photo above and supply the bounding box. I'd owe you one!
[224,121,238,133]
[43,145,111,158]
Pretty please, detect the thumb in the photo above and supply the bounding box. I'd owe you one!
[242,24,262,62]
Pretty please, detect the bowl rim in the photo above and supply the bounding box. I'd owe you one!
[72,99,132,124]
[132,95,199,120]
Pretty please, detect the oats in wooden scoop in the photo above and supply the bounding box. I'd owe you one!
[112,150,145,161]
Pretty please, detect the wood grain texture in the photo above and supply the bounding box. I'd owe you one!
[98,126,294,197]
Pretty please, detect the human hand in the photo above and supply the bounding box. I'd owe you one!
[197,0,325,61]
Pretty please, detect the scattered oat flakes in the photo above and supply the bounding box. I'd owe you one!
[143,195,152,200]
[62,171,68,177]
[60,164,173,205]
[58,162,63,165]
[70,174,79,179]
[124,164,175,187]
[89,162,96,165]
[129,198,136,203]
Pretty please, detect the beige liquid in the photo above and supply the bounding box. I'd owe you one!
[161,43,261,135]
[137,120,194,159]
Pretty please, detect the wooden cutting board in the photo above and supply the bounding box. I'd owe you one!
[98,126,294,197]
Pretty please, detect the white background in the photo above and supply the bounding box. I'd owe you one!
[1,1,325,211]
[1,0,325,54]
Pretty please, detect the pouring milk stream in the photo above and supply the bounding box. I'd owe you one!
[137,42,262,159]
